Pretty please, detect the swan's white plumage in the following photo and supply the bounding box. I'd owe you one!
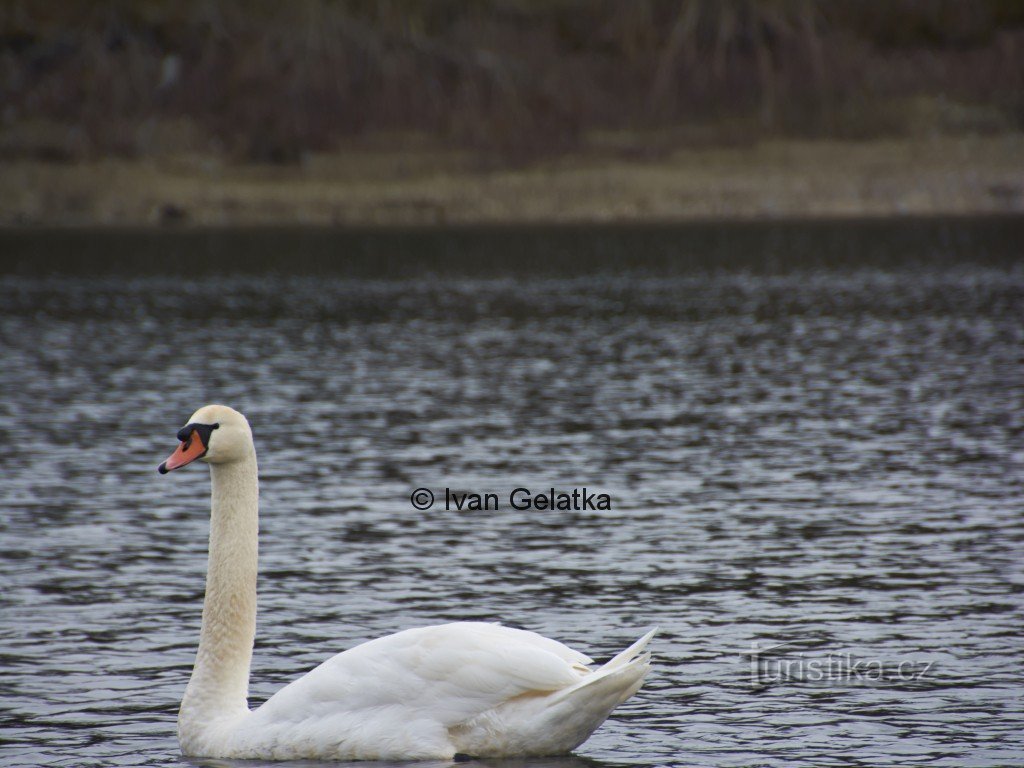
[165,405,654,760]
[236,621,650,760]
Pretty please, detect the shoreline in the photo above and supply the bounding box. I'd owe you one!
[2,134,1022,228]
[3,211,1023,234]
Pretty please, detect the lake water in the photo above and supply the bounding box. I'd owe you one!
[1,219,1023,767]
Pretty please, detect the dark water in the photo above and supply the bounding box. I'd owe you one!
[1,219,1023,767]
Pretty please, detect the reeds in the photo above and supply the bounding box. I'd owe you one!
[1,0,1021,162]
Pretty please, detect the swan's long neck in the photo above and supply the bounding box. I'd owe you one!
[179,451,259,744]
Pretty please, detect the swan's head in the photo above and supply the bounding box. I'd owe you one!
[158,404,253,474]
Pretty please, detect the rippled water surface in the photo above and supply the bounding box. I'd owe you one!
[1,220,1023,767]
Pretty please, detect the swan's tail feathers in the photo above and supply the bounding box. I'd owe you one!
[526,628,655,754]
[552,627,655,706]
[449,629,656,757]
[596,626,658,675]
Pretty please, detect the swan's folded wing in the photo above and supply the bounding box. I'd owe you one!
[254,622,593,727]
[412,624,590,708]
[454,622,593,668]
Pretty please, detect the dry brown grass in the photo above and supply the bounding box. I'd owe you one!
[2,1,1023,163]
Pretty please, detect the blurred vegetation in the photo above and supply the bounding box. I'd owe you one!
[2,0,1023,163]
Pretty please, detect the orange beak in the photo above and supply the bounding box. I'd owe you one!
[158,431,208,474]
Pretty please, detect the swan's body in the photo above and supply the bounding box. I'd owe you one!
[161,405,653,760]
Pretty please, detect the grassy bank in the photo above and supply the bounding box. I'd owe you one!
[3,2,1023,226]
[2,133,1021,226]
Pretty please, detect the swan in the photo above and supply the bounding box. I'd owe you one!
[158,404,654,760]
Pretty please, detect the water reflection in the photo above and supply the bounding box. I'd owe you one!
[189,756,617,768]
[1,220,1022,767]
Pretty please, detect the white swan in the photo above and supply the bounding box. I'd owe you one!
[158,404,654,760]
